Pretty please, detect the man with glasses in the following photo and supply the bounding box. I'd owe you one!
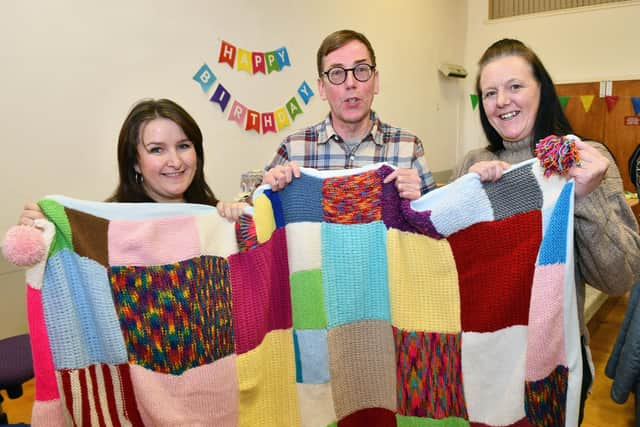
[262,29,436,200]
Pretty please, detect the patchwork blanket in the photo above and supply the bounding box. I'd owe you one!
[24,159,581,427]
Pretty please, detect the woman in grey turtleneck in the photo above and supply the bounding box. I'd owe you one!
[455,38,640,425]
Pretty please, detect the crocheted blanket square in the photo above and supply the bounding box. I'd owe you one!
[22,158,580,427]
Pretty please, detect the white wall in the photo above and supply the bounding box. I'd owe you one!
[0,0,467,338]
[459,0,640,160]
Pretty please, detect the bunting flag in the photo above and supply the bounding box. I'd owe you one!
[274,107,291,131]
[192,64,216,93]
[245,110,261,133]
[262,113,277,134]
[633,97,640,116]
[218,40,291,74]
[236,48,253,74]
[580,95,594,113]
[470,94,478,110]
[298,81,314,105]
[228,100,247,127]
[286,97,303,121]
[210,84,231,112]
[558,96,569,110]
[605,96,619,113]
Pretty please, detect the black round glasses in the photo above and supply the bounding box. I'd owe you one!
[322,64,376,85]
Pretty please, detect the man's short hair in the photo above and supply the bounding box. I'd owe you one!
[316,29,376,77]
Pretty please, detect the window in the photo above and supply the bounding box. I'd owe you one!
[489,0,632,20]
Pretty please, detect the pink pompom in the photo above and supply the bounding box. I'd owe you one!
[1,225,47,267]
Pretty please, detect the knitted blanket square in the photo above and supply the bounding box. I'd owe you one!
[24,159,580,427]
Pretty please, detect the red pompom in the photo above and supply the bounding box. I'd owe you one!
[1,225,47,267]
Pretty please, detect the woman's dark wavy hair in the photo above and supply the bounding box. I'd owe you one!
[476,38,573,153]
[107,98,218,206]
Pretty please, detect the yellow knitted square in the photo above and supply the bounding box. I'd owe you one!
[253,193,276,243]
[387,229,461,333]
[236,329,300,427]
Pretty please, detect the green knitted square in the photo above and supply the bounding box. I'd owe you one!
[290,269,327,329]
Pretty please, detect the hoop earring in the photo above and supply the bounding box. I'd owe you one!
[135,172,144,185]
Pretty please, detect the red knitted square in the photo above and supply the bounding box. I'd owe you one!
[322,169,382,224]
[394,327,467,419]
[338,408,396,426]
[228,228,292,354]
[449,210,542,332]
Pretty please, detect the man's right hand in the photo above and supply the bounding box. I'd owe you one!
[261,161,301,191]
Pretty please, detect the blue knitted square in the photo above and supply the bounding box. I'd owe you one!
[43,249,127,369]
[294,329,329,384]
[321,221,390,327]
[411,173,493,237]
[538,181,573,265]
[277,173,324,224]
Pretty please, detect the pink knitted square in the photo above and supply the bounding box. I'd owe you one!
[526,264,566,381]
[228,228,292,354]
[108,215,200,266]
[27,286,59,401]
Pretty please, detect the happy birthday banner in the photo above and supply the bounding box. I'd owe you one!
[193,63,314,134]
[219,40,291,75]
[470,94,640,115]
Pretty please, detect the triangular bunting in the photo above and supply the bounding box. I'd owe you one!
[632,97,640,116]
[580,95,594,113]
[604,96,619,113]
[558,96,569,110]
[470,94,478,110]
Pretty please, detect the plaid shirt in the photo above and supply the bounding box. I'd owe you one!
[266,112,436,194]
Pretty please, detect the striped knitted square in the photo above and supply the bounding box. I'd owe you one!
[322,169,382,224]
[56,363,144,426]
[109,255,234,374]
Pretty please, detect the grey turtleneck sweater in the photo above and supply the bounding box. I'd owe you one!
[455,137,640,341]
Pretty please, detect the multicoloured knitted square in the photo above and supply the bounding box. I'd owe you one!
[394,328,467,420]
[322,169,382,224]
[109,255,234,375]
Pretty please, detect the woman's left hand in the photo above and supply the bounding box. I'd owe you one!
[217,201,249,222]
[568,140,610,199]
